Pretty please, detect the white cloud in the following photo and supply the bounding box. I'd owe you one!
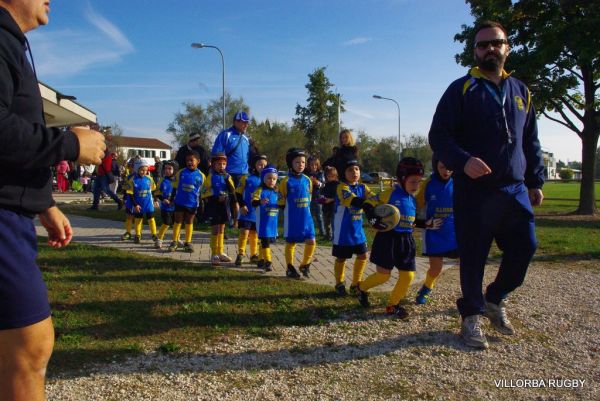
[342,37,372,46]
[27,5,134,77]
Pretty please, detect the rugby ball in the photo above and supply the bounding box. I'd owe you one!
[372,204,401,232]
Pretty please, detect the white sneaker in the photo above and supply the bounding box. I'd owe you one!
[154,238,162,249]
[211,255,221,267]
[485,300,515,335]
[460,315,489,349]
[218,253,232,262]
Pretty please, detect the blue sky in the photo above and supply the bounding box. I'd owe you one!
[28,0,581,162]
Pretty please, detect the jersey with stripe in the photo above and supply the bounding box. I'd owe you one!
[201,171,236,200]
[126,174,156,214]
[332,182,373,246]
[367,184,416,233]
[156,176,176,212]
[173,168,205,208]
[122,173,135,210]
[236,173,261,223]
[253,186,279,238]
[416,175,457,254]
[278,174,315,240]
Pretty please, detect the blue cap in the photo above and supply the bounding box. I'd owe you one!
[234,111,249,122]
[261,164,278,183]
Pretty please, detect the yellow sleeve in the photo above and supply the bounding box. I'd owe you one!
[277,177,289,206]
[201,173,214,199]
[173,170,182,190]
[416,177,430,211]
[125,177,134,195]
[226,175,236,194]
[236,175,247,195]
[365,188,392,207]
[149,176,156,192]
[337,183,355,208]
[252,187,262,202]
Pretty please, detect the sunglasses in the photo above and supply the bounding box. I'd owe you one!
[474,39,508,49]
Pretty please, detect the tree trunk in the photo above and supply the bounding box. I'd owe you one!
[576,128,598,215]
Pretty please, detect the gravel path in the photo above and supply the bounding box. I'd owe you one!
[46,260,598,401]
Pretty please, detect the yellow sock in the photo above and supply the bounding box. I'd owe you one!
[360,271,390,292]
[124,217,132,233]
[248,231,259,256]
[264,247,272,263]
[424,271,438,289]
[172,223,182,242]
[210,234,217,255]
[388,270,415,307]
[238,230,249,255]
[185,223,193,243]
[285,243,296,265]
[219,232,225,255]
[148,218,157,236]
[352,258,368,286]
[334,259,346,285]
[158,224,169,240]
[134,218,143,236]
[301,242,316,266]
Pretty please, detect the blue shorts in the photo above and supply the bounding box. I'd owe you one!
[0,209,51,329]
[370,230,416,271]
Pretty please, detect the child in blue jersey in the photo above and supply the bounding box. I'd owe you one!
[357,157,425,320]
[202,153,238,266]
[251,165,280,272]
[125,159,158,244]
[331,159,374,296]
[235,154,268,266]
[414,157,458,304]
[120,158,136,240]
[168,151,205,253]
[278,148,316,279]
[153,160,178,249]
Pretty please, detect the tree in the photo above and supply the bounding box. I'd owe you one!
[101,123,127,164]
[167,92,250,150]
[455,0,599,214]
[401,133,433,173]
[596,147,600,179]
[250,119,305,170]
[559,168,574,180]
[357,132,400,174]
[294,67,345,157]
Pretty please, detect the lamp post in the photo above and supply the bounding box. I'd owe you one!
[191,43,225,130]
[372,95,401,159]
[332,84,341,133]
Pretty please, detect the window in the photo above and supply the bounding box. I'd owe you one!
[160,151,167,158]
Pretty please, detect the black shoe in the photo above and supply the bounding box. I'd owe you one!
[286,264,301,279]
[235,254,243,266]
[349,284,360,296]
[335,283,347,296]
[257,259,265,269]
[133,235,141,244]
[357,286,370,307]
[386,304,409,320]
[299,264,310,278]
[264,262,273,272]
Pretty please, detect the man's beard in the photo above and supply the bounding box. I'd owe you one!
[476,52,504,72]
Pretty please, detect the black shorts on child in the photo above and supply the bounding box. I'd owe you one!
[422,248,459,258]
[204,199,229,225]
[175,204,198,215]
[332,243,368,259]
[238,220,256,231]
[161,209,174,226]
[370,230,416,271]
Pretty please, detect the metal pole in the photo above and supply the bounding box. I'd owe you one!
[372,95,401,159]
[191,43,226,130]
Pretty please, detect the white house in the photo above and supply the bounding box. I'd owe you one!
[114,136,172,169]
[542,150,558,180]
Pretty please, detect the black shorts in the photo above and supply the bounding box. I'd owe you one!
[370,230,416,271]
[205,201,229,225]
[238,220,256,231]
[161,209,175,226]
[422,249,459,258]
[260,237,276,248]
[175,204,198,215]
[133,212,154,219]
[332,243,368,259]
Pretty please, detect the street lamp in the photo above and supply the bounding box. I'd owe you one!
[191,42,225,130]
[373,95,401,159]
[332,84,341,133]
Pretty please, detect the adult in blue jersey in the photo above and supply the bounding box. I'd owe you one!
[429,20,544,349]
[0,1,107,399]
[212,111,251,186]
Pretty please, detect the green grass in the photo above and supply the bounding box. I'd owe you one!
[40,242,379,373]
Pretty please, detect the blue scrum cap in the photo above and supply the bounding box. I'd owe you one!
[233,111,249,122]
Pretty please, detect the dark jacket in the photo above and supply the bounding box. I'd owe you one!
[323,145,359,176]
[175,143,209,175]
[0,7,79,215]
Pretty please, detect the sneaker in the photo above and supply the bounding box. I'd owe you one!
[386,304,409,320]
[415,285,432,305]
[178,240,185,248]
[257,259,265,269]
[299,264,310,278]
[167,241,178,252]
[133,235,141,244]
[357,286,370,307]
[484,300,515,335]
[235,254,243,266]
[183,242,194,253]
[250,254,260,264]
[121,232,131,241]
[151,235,158,241]
[154,238,163,249]
[219,254,232,263]
[286,264,301,279]
[460,315,489,349]
[264,261,273,272]
[349,284,360,296]
[211,255,221,267]
[334,283,347,297]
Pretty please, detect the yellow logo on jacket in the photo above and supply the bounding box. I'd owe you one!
[514,96,525,111]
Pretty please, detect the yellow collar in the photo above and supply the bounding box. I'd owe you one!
[469,66,511,81]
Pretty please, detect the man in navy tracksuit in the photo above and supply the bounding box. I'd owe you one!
[429,21,544,349]
[0,2,106,399]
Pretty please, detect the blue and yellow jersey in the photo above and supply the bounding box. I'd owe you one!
[332,182,374,246]
[278,173,315,240]
[122,172,135,209]
[173,168,205,208]
[155,176,176,212]
[253,186,279,238]
[366,184,416,233]
[126,174,156,214]
[201,170,236,200]
[416,175,457,254]
[236,173,261,222]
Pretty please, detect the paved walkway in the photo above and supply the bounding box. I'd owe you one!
[37,199,456,292]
